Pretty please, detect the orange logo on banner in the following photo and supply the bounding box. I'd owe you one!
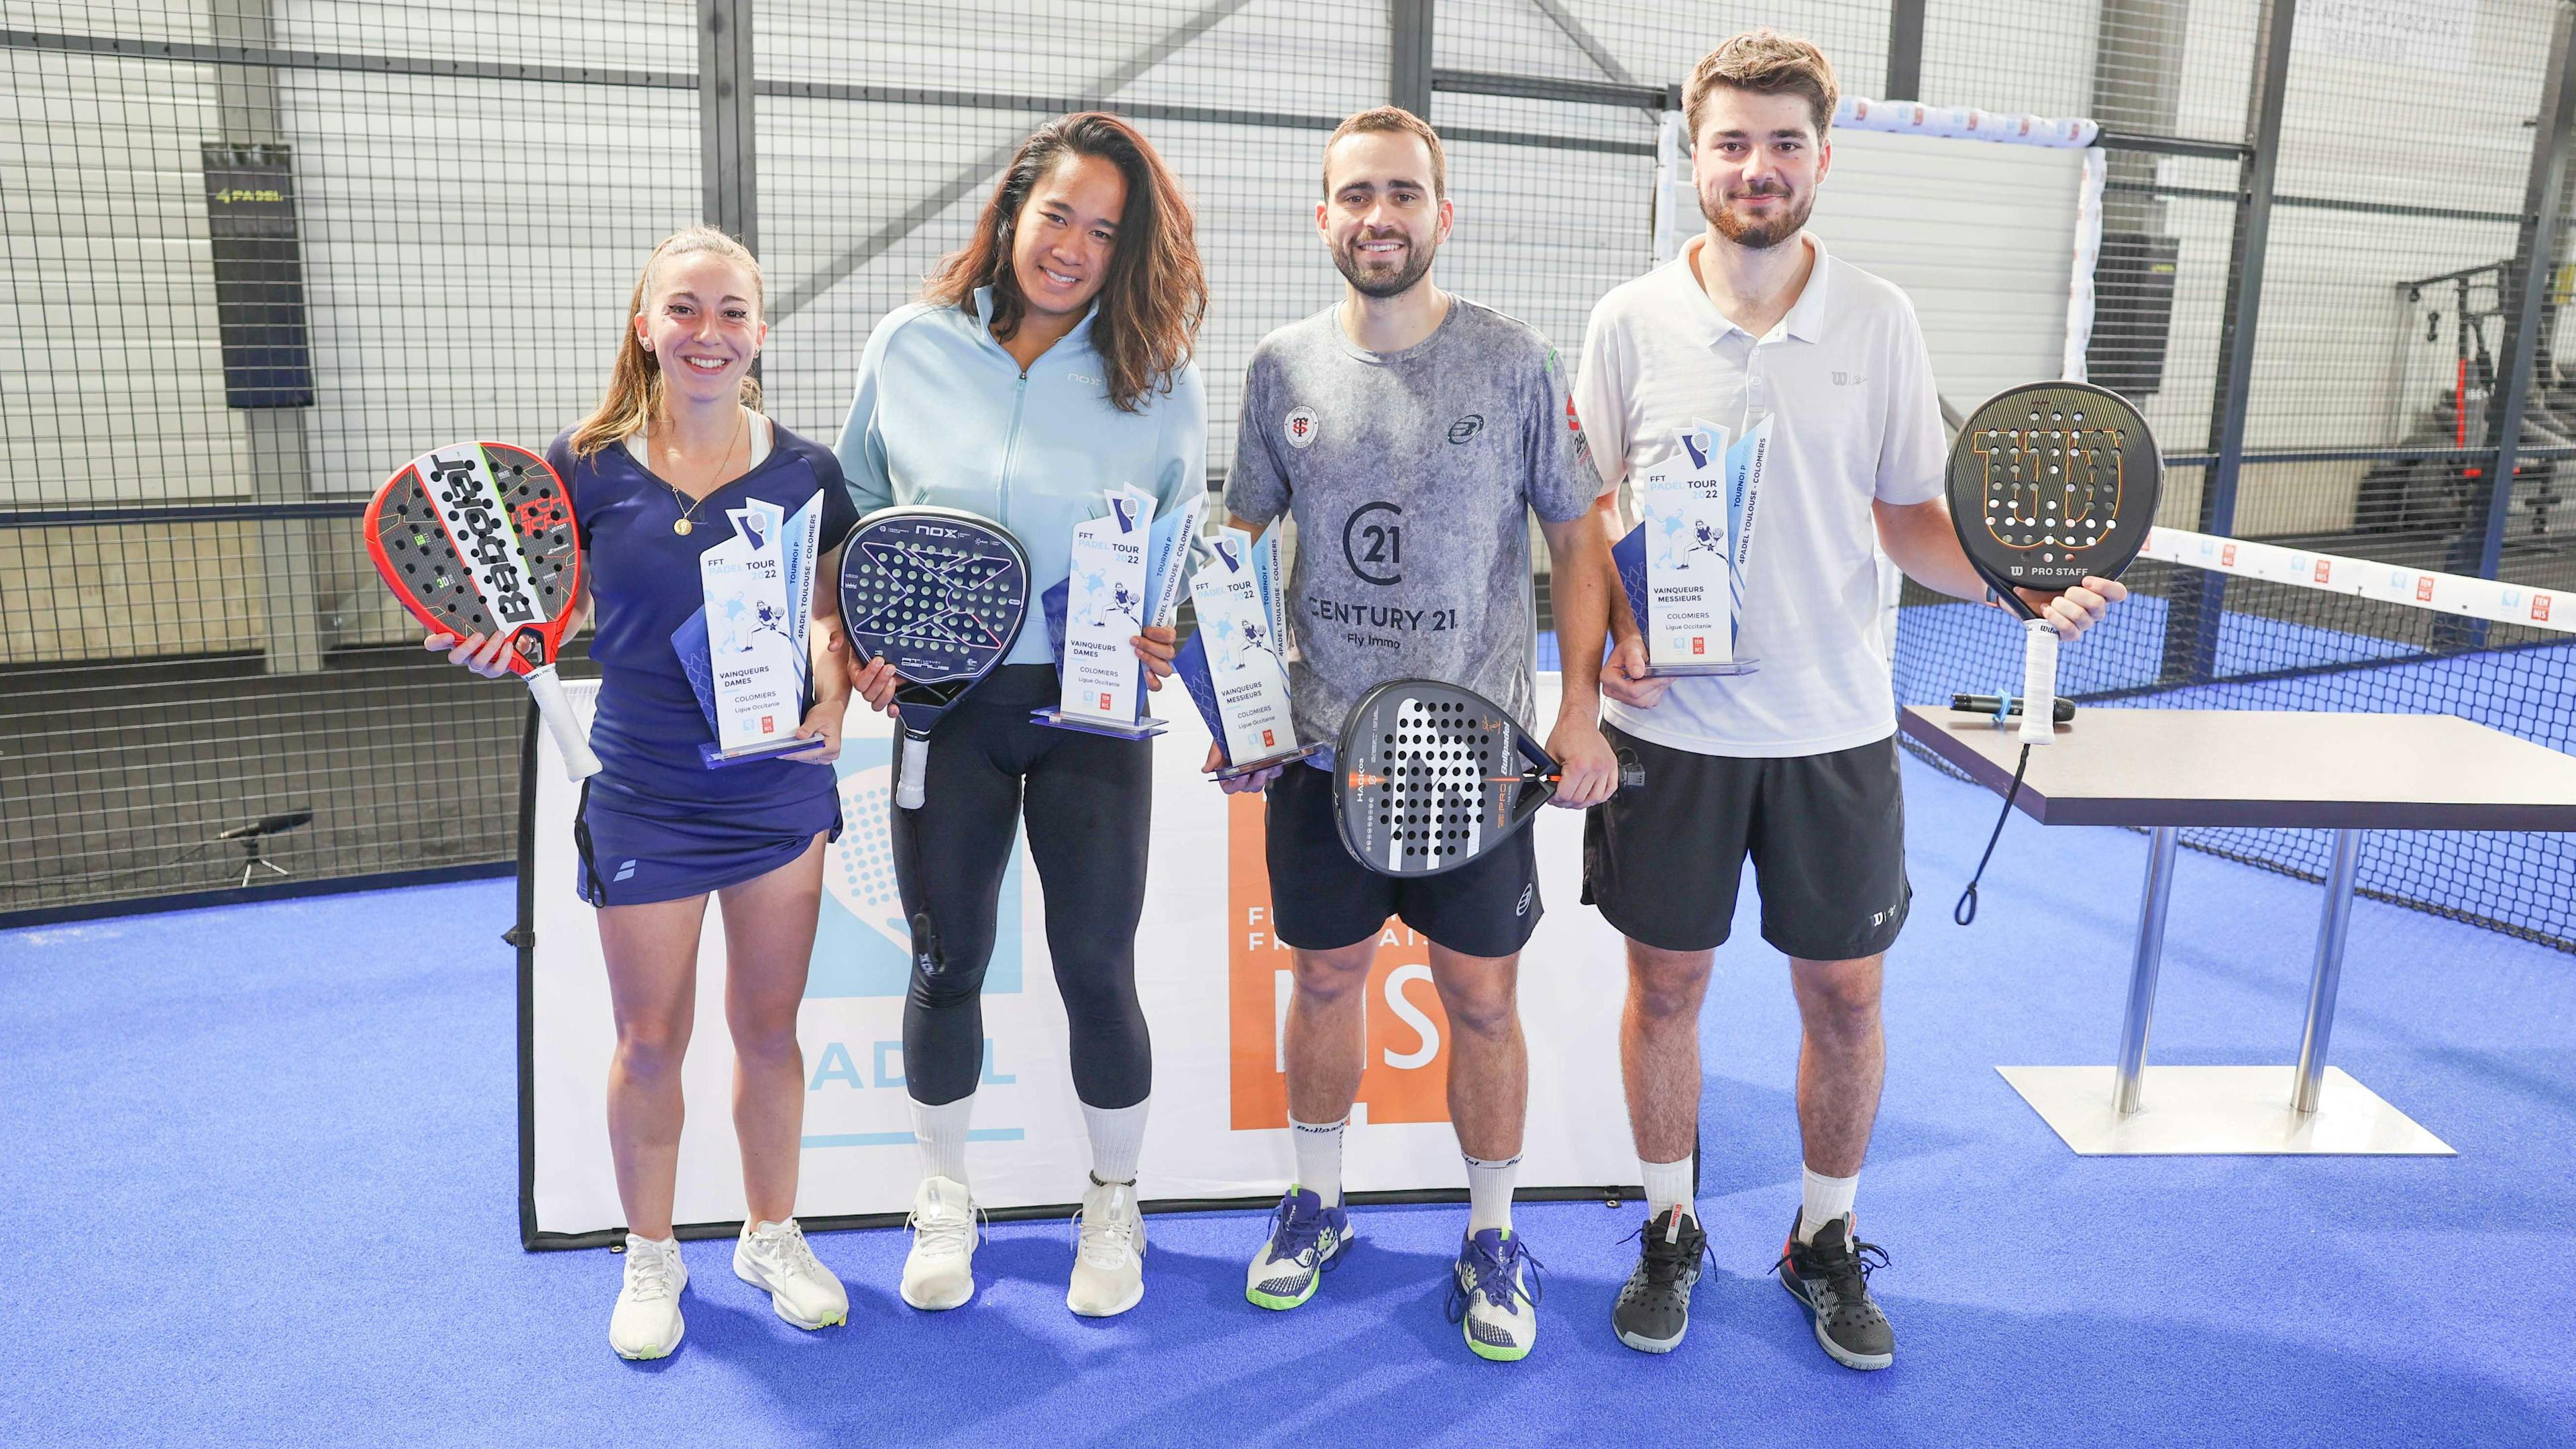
[2536,594,2555,622]
[1226,792,1452,1129]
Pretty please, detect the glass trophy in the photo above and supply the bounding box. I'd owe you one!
[1175,525,1322,780]
[678,492,830,767]
[1614,415,1768,678]
[1032,485,1200,740]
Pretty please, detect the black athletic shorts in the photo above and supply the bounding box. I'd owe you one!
[1265,761,1543,959]
[1581,724,1910,961]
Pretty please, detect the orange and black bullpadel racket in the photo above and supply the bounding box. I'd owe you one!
[1332,678,1639,879]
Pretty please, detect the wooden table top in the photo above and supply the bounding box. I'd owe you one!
[1898,707,2576,830]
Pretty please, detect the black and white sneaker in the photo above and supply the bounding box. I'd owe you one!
[1776,1213,1894,1371]
[1612,1205,1711,1354]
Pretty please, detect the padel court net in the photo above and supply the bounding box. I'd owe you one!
[1892,541,2576,951]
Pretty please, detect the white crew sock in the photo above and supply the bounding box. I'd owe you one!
[1799,1167,1859,1242]
[1464,1152,1522,1234]
[1640,1157,1695,1220]
[1289,1115,1346,1203]
[1081,1098,1150,1185]
[910,1095,974,1187]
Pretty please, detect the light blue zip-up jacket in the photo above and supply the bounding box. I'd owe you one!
[837,286,1209,667]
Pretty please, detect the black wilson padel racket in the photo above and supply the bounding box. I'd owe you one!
[837,506,1029,810]
[1945,381,2161,922]
[1332,679,1641,878]
[364,441,600,781]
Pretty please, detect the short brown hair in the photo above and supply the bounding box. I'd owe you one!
[1684,30,1839,142]
[926,113,1206,413]
[1322,106,1447,200]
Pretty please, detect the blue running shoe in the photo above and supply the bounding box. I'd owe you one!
[1246,1185,1352,1310]
[1446,1227,1544,1361]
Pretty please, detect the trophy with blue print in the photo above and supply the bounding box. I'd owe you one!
[1175,525,1321,780]
[674,492,827,767]
[1033,485,1200,739]
[1613,416,1766,678]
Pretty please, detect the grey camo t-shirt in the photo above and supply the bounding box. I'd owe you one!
[1226,297,1601,752]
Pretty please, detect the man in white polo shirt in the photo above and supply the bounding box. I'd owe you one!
[1574,31,2127,1368]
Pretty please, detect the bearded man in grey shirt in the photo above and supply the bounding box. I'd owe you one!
[1218,105,1619,1364]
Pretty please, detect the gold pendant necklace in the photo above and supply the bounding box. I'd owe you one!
[662,407,746,537]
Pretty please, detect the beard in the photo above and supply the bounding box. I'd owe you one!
[1700,182,1813,250]
[1332,231,1438,299]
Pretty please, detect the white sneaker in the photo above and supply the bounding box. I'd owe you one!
[608,1232,687,1360]
[734,1218,849,1330]
[1448,1227,1544,1362]
[1067,1176,1147,1318]
[901,1175,980,1311]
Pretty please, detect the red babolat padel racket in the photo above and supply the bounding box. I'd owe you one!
[364,441,600,780]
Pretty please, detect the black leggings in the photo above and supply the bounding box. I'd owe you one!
[892,665,1153,1109]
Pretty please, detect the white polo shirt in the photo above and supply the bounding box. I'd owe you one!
[1574,231,1947,758]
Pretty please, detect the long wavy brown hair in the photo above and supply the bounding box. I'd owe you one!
[570,225,764,458]
[925,113,1205,413]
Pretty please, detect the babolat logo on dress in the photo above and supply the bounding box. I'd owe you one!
[423,446,541,627]
[1448,414,1484,444]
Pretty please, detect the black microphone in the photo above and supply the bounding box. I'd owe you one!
[1950,693,2075,723]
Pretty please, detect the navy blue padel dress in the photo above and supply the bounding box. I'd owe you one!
[546,417,859,906]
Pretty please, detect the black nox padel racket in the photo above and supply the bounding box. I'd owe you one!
[1945,381,2161,922]
[1333,678,1640,878]
[838,505,1029,810]
[364,441,600,781]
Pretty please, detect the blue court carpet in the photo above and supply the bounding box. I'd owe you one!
[5,753,2572,1447]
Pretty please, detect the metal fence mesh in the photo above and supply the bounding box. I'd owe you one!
[5,0,2572,936]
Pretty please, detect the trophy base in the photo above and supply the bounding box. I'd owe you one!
[1210,740,1327,781]
[700,734,828,768]
[1029,707,1169,741]
[1641,656,1760,678]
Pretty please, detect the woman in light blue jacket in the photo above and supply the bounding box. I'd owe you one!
[837,112,1206,1322]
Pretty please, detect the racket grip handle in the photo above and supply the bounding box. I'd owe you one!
[2019,619,2059,745]
[526,665,602,780]
[897,733,928,810]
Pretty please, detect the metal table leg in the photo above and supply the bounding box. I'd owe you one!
[2112,824,2180,1116]
[2002,821,2445,1153]
[2292,828,2365,1114]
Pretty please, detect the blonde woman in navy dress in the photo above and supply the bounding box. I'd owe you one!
[427,225,900,1359]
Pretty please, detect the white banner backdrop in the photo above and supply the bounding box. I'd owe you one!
[525,676,1639,1241]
